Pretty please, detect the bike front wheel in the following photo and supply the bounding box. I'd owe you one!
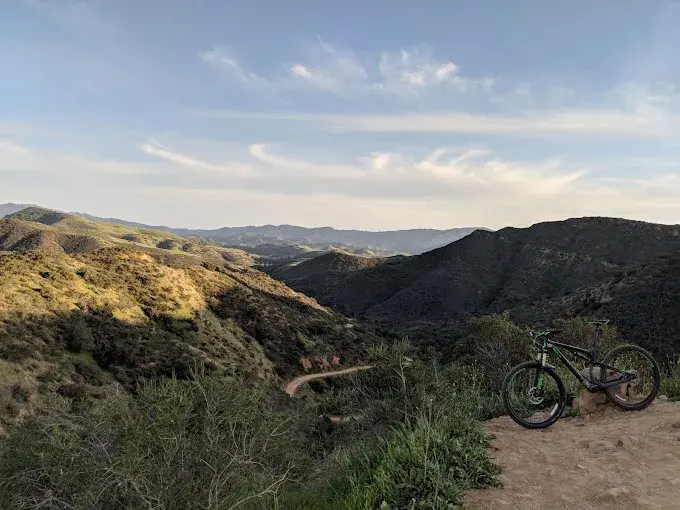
[502,361,566,429]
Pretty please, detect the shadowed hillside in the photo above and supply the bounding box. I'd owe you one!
[273,217,680,357]
[267,249,397,298]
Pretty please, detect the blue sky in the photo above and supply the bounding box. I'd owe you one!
[1,0,680,230]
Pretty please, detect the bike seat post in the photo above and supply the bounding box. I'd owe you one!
[594,325,604,354]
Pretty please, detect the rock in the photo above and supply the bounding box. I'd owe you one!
[577,366,626,416]
[659,395,669,401]
[578,387,608,414]
[617,436,635,448]
[595,486,631,500]
[588,440,616,452]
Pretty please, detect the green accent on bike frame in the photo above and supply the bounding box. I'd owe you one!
[537,373,545,390]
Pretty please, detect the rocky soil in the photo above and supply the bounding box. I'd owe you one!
[466,399,680,509]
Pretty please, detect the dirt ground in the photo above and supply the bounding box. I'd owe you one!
[466,399,680,509]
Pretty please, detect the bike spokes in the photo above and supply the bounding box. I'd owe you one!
[506,367,562,425]
[604,349,657,406]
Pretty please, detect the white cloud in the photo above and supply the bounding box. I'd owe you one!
[141,140,589,201]
[290,64,313,78]
[375,47,490,96]
[200,47,267,86]
[141,139,256,177]
[201,38,492,101]
[248,143,365,178]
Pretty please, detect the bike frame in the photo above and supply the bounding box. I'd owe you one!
[535,334,636,392]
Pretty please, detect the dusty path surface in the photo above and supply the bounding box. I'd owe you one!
[466,400,680,509]
[283,365,373,396]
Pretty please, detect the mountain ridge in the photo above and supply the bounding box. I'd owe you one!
[0,204,487,255]
[272,216,680,357]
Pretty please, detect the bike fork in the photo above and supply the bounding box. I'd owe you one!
[534,352,547,390]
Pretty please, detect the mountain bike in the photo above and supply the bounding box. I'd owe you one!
[502,319,660,429]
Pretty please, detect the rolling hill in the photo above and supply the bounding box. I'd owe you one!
[272,217,680,357]
[0,208,381,435]
[1,207,256,266]
[0,203,36,219]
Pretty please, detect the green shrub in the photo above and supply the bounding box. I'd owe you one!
[327,387,501,508]
[0,339,504,510]
[304,341,502,508]
[662,357,680,401]
[0,374,312,510]
[453,312,530,393]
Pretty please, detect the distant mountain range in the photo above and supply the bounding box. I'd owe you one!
[272,217,680,358]
[0,203,35,218]
[0,203,487,255]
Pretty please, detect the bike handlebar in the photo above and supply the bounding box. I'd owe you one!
[527,328,560,338]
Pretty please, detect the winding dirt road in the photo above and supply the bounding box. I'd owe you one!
[466,400,680,509]
[283,365,373,396]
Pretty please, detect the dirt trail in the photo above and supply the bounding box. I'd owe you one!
[283,365,373,396]
[466,400,680,509]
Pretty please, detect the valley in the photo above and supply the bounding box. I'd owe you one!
[0,207,380,437]
[1,204,679,509]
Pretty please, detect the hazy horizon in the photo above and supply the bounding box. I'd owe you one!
[2,1,680,230]
[5,201,680,233]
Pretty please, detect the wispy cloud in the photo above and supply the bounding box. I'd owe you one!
[3,136,679,229]
[133,141,680,229]
[194,109,675,138]
[321,110,674,137]
[141,139,256,177]
[140,139,587,201]
[0,139,31,155]
[200,47,268,87]
[200,38,493,101]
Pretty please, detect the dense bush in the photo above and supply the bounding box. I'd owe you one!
[303,341,502,508]
[0,374,312,509]
[0,341,503,509]
[454,312,529,390]
[661,357,680,401]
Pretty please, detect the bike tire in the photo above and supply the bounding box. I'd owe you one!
[502,361,566,429]
[601,344,660,411]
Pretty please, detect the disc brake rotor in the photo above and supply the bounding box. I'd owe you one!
[528,387,544,405]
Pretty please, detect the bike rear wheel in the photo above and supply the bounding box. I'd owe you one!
[502,361,566,429]
[601,344,660,410]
